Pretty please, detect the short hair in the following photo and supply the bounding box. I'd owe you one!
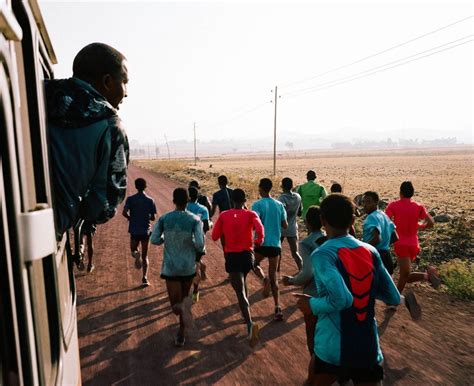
[282,177,293,190]
[363,191,379,203]
[232,188,246,204]
[188,187,198,202]
[259,178,273,193]
[217,175,228,186]
[306,170,316,180]
[305,206,322,230]
[330,183,342,193]
[135,178,146,191]
[173,188,188,207]
[320,194,355,230]
[189,180,200,189]
[400,181,414,198]
[73,43,126,83]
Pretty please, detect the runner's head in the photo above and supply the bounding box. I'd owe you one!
[173,188,188,209]
[189,180,200,190]
[400,181,414,198]
[281,177,293,191]
[73,42,128,109]
[305,205,322,232]
[258,178,273,197]
[135,178,146,192]
[362,191,379,214]
[231,188,247,207]
[330,183,342,193]
[306,170,317,181]
[188,187,199,203]
[320,194,355,233]
[217,175,228,188]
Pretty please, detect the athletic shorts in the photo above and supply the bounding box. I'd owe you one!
[313,354,384,383]
[131,233,150,242]
[394,243,420,261]
[378,249,394,275]
[224,251,254,274]
[254,246,281,258]
[160,273,196,282]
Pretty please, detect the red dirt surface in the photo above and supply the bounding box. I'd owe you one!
[76,165,474,385]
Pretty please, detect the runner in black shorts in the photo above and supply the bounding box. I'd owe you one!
[212,189,264,347]
[122,178,157,286]
[251,178,288,321]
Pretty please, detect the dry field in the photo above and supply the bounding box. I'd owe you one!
[134,147,473,266]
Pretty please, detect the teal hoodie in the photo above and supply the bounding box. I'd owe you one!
[46,78,129,237]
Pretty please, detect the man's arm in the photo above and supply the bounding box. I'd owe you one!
[252,213,264,246]
[418,210,434,229]
[193,219,205,252]
[150,217,164,245]
[122,199,130,220]
[210,202,218,218]
[308,252,353,315]
[149,201,157,222]
[211,216,223,241]
[367,228,381,247]
[374,251,401,305]
[288,242,313,286]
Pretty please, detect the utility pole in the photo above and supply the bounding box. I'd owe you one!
[193,122,197,166]
[164,135,171,160]
[273,85,278,176]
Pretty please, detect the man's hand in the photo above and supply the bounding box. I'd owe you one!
[282,275,293,286]
[293,293,313,316]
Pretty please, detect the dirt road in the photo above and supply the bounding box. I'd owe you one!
[76,165,473,385]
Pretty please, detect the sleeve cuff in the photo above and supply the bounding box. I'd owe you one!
[309,297,318,315]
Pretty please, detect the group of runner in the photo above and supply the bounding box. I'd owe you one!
[80,169,440,385]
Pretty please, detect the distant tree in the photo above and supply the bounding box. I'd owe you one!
[285,141,294,150]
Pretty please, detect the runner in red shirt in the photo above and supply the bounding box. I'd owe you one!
[385,181,439,318]
[212,188,264,347]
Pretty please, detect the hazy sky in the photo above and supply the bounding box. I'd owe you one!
[41,0,473,146]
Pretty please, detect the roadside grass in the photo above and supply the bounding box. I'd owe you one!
[134,158,473,300]
[439,259,474,300]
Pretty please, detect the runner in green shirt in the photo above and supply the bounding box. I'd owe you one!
[296,170,327,218]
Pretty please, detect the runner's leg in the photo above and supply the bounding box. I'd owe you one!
[166,280,187,337]
[86,234,94,269]
[130,237,139,255]
[268,256,280,308]
[140,238,150,282]
[287,236,303,271]
[230,272,252,325]
[397,257,411,293]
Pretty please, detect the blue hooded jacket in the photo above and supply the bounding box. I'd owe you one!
[46,78,129,237]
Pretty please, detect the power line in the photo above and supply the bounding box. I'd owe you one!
[281,35,473,99]
[199,101,271,130]
[279,15,473,90]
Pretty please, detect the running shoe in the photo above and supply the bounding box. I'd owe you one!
[262,277,271,298]
[427,266,442,289]
[174,333,185,347]
[87,264,95,273]
[192,291,200,303]
[142,277,150,287]
[274,306,283,321]
[131,250,140,259]
[248,323,260,348]
[77,259,85,271]
[404,290,421,320]
[200,263,207,281]
[133,251,142,269]
[181,296,194,329]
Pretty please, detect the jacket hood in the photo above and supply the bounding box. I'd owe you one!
[45,78,117,129]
